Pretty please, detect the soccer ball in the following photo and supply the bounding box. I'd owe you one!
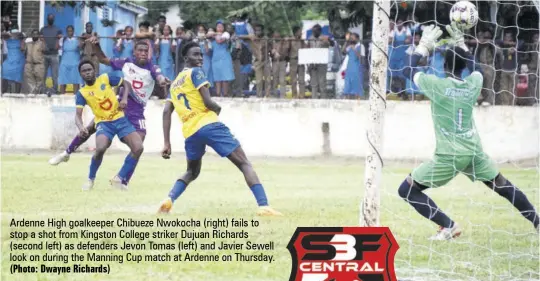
[450,1,479,30]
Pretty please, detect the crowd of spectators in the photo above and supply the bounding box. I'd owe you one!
[1,11,539,106]
[387,15,539,106]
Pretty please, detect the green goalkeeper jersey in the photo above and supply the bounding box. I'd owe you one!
[414,71,484,156]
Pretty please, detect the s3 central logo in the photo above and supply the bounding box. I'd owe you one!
[287,227,399,281]
[99,98,113,111]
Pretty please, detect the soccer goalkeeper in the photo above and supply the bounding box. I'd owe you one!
[398,23,539,240]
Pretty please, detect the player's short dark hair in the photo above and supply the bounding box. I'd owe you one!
[292,26,301,34]
[158,15,166,21]
[139,21,150,29]
[78,60,94,72]
[444,47,468,74]
[134,40,149,49]
[181,41,200,57]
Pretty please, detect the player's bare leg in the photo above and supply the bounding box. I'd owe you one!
[158,159,202,214]
[483,173,539,232]
[227,146,282,216]
[115,131,146,186]
[83,134,112,191]
[398,175,461,240]
[110,132,144,190]
[49,120,96,165]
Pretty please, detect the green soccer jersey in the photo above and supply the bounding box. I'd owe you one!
[414,71,484,155]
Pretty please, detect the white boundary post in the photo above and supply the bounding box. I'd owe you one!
[360,0,390,227]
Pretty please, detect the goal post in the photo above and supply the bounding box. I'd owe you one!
[360,0,390,227]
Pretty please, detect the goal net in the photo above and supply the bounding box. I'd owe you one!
[364,1,539,280]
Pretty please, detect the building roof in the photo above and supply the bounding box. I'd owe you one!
[118,1,148,15]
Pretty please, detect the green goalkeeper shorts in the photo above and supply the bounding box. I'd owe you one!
[411,153,499,188]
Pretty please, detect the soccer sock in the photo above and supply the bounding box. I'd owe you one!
[122,154,137,184]
[398,179,454,228]
[250,184,269,207]
[88,157,103,180]
[168,180,187,202]
[485,179,539,228]
[117,153,139,182]
[66,136,84,154]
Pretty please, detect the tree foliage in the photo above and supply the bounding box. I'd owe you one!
[138,1,170,23]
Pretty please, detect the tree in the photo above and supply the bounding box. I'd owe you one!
[224,1,374,38]
[139,1,170,24]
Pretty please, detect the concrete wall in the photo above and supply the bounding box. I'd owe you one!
[1,96,538,162]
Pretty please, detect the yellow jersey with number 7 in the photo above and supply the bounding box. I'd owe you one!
[168,67,219,138]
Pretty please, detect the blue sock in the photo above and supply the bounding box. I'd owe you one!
[168,180,187,202]
[122,153,137,184]
[250,184,268,206]
[89,157,103,180]
[118,154,139,181]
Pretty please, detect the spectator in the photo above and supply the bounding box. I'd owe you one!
[155,25,175,81]
[40,14,62,94]
[23,29,45,95]
[497,31,523,105]
[209,20,234,97]
[288,25,306,99]
[307,24,332,99]
[58,25,82,95]
[228,23,243,96]
[342,33,365,99]
[232,14,255,96]
[388,19,411,95]
[197,25,214,89]
[515,64,529,106]
[154,15,166,38]
[80,22,99,73]
[476,30,500,106]
[240,23,271,98]
[1,25,24,94]
[116,26,134,59]
[270,30,287,98]
[174,25,195,75]
[523,32,539,105]
[408,15,424,38]
[112,29,124,59]
[136,21,156,65]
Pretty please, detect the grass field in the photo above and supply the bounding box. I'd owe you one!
[1,153,539,281]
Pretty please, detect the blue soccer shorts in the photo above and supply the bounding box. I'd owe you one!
[184,122,241,160]
[95,117,137,141]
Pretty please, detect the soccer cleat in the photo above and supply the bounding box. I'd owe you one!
[49,151,70,165]
[256,206,283,216]
[110,176,128,191]
[82,179,94,191]
[157,198,173,214]
[429,223,462,241]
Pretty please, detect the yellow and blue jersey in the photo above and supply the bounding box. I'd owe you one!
[168,67,219,138]
[76,73,124,124]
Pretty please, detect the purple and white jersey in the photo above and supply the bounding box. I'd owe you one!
[110,57,162,132]
[110,57,161,106]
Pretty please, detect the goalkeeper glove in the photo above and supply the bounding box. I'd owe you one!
[415,25,443,57]
[445,22,469,52]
